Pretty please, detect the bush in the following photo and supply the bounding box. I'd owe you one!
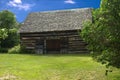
[1,29,19,48]
[8,45,35,54]
[8,45,21,54]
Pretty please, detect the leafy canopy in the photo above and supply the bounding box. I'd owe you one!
[0,10,19,48]
[81,0,120,68]
[0,10,17,29]
[0,29,8,39]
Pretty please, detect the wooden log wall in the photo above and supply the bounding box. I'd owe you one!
[20,30,89,54]
[68,35,89,53]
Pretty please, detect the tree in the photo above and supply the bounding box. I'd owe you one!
[0,29,8,39]
[81,0,120,68]
[0,10,17,29]
[0,10,19,48]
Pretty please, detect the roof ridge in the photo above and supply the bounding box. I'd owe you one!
[30,8,92,14]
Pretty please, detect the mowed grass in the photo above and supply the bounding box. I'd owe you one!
[0,54,120,80]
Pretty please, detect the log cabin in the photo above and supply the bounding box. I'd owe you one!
[19,8,92,54]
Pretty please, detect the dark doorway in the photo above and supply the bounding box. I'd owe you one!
[46,39,60,51]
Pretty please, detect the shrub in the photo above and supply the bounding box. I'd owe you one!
[8,45,21,54]
[1,29,19,48]
[8,45,35,54]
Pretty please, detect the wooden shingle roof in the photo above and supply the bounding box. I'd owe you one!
[19,8,92,33]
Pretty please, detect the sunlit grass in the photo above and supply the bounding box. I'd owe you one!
[0,53,120,80]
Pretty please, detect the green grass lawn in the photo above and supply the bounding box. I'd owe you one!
[0,53,120,80]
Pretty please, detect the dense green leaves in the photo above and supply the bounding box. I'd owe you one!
[0,29,8,39]
[81,0,120,68]
[0,10,17,29]
[1,28,19,48]
[0,10,19,49]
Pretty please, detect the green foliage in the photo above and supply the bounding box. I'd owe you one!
[0,10,17,29]
[0,10,19,48]
[81,0,120,68]
[1,29,19,48]
[0,28,8,39]
[0,48,8,53]
[8,45,34,54]
[8,45,21,54]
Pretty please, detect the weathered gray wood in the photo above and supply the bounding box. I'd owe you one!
[20,30,88,54]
